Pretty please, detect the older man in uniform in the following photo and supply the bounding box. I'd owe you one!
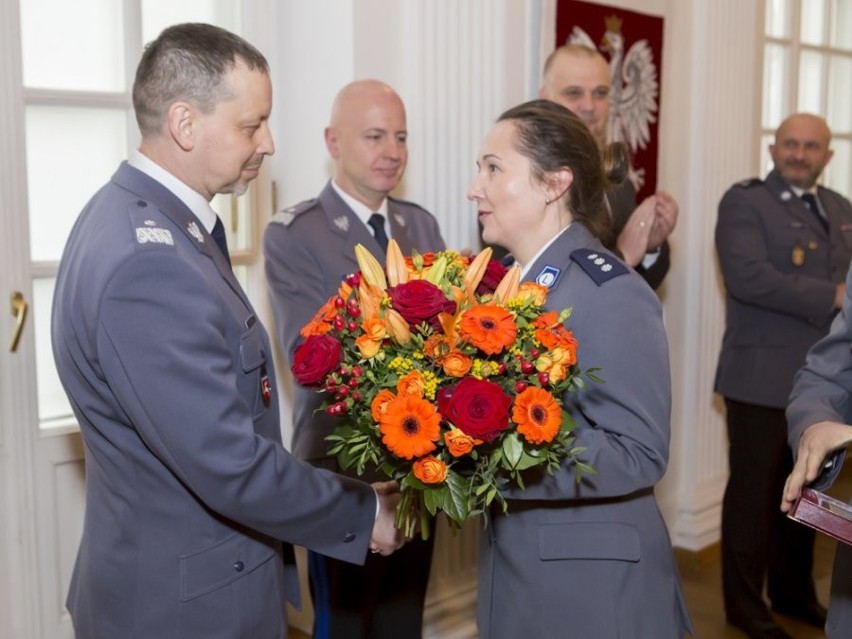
[263,79,445,639]
[539,43,678,290]
[715,113,852,639]
[52,24,401,639]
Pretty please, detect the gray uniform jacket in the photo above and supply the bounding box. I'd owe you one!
[715,169,852,409]
[263,181,445,461]
[787,263,852,639]
[52,163,376,639]
[476,223,692,639]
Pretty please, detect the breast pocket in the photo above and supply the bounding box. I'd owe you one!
[239,322,270,418]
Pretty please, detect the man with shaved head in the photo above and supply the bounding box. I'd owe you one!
[264,79,444,639]
[715,113,852,639]
[539,44,678,290]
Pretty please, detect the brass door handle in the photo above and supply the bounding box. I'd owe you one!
[9,291,28,353]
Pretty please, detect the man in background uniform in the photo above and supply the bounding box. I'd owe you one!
[264,79,445,639]
[715,112,852,639]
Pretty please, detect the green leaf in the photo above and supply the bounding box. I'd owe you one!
[501,432,524,468]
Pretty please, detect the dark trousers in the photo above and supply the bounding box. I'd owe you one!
[309,535,434,639]
[721,399,818,624]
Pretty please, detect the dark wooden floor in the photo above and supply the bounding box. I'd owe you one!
[289,463,850,639]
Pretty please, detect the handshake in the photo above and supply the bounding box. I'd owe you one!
[368,480,408,556]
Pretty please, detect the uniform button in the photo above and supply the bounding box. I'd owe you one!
[233,560,245,572]
[136,200,147,207]
[343,532,356,543]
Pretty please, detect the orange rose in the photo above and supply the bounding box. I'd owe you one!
[397,370,425,398]
[412,456,448,484]
[361,317,387,341]
[371,389,396,422]
[355,334,381,358]
[444,429,481,457]
[442,351,472,377]
[514,282,548,306]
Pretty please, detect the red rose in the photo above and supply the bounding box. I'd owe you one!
[437,377,512,442]
[291,334,342,386]
[476,258,509,295]
[387,280,456,330]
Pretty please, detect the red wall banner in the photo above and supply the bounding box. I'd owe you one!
[555,0,664,202]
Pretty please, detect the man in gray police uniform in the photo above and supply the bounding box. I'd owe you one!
[783,261,852,639]
[715,112,852,639]
[52,24,402,639]
[263,79,445,639]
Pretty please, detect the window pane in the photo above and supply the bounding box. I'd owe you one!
[32,277,72,427]
[19,0,125,91]
[831,0,852,49]
[801,0,827,44]
[760,133,776,177]
[141,0,242,44]
[797,50,825,113]
[825,138,851,195]
[763,44,790,129]
[828,55,852,133]
[26,106,129,262]
[766,0,791,37]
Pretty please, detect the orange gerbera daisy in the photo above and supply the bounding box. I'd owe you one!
[299,297,337,338]
[512,386,562,445]
[459,304,517,355]
[380,396,441,459]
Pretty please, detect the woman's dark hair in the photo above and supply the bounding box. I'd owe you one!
[133,23,269,136]
[497,99,629,245]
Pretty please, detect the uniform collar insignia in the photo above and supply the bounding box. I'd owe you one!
[333,215,349,232]
[781,191,792,201]
[187,221,204,243]
[144,219,156,226]
[393,213,406,228]
[535,265,561,288]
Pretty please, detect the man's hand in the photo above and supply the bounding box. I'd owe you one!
[648,191,678,251]
[616,195,656,267]
[368,480,404,556]
[781,421,852,513]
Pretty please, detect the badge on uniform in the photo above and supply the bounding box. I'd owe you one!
[792,242,805,267]
[187,221,204,243]
[260,365,271,407]
[333,215,349,232]
[535,265,561,289]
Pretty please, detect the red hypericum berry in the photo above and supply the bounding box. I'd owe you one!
[339,366,348,376]
[337,385,349,398]
[515,380,528,393]
[347,320,358,332]
[497,362,508,375]
[351,366,363,377]
[326,404,339,415]
[520,361,535,375]
[538,372,550,386]
[333,315,345,331]
[325,383,337,394]
[348,377,359,388]
[352,391,361,401]
[530,348,541,359]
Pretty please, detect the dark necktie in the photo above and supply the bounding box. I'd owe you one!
[367,213,389,252]
[211,215,232,266]
[801,193,828,233]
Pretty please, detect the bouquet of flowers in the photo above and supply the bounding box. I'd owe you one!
[291,240,597,538]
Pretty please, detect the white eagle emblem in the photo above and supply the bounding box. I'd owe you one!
[569,14,659,193]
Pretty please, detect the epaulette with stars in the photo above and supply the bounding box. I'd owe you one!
[569,248,628,286]
[270,199,317,227]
